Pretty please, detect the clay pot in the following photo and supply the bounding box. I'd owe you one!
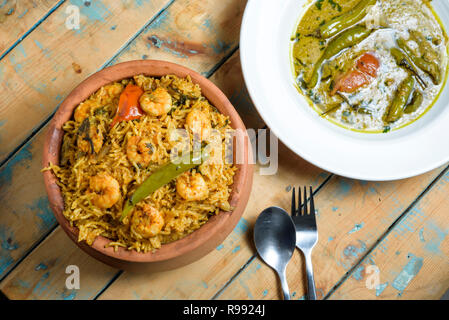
[42,60,253,271]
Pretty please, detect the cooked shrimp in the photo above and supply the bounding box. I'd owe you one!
[88,173,120,209]
[186,109,211,141]
[126,136,154,166]
[74,100,96,123]
[77,119,103,154]
[131,204,164,238]
[139,87,172,116]
[176,171,209,201]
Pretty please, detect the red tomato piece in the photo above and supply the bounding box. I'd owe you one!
[332,70,369,95]
[356,52,379,77]
[332,52,380,95]
[110,84,144,128]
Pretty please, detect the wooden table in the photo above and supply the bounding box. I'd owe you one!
[0,0,448,300]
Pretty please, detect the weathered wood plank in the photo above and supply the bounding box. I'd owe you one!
[215,168,445,300]
[0,133,56,280]
[329,168,449,300]
[0,0,172,164]
[0,0,259,298]
[0,228,117,300]
[109,0,246,77]
[0,0,62,58]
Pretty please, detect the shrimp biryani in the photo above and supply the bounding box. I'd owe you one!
[44,74,237,253]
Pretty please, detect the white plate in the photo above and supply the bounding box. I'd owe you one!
[240,0,449,181]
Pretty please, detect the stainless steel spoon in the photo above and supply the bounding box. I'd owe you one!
[254,206,296,300]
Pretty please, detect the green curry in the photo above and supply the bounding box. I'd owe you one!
[291,0,448,132]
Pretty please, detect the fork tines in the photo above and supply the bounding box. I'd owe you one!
[291,186,315,216]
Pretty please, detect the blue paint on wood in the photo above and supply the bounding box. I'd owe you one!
[332,206,338,212]
[337,179,353,197]
[201,281,208,289]
[32,271,50,296]
[216,244,224,251]
[340,240,367,270]
[34,40,51,58]
[17,8,28,19]
[110,25,117,30]
[17,279,31,289]
[27,197,57,232]
[202,18,212,29]
[134,0,151,7]
[70,0,111,22]
[232,245,241,254]
[419,228,425,242]
[352,266,364,281]
[0,224,19,277]
[328,236,334,242]
[0,224,17,276]
[238,278,253,299]
[375,282,388,297]
[262,289,268,297]
[0,142,33,186]
[0,253,13,277]
[423,222,448,255]
[0,1,65,63]
[234,218,249,235]
[17,44,27,57]
[343,241,366,258]
[62,290,77,300]
[392,253,423,293]
[0,226,18,251]
[147,9,169,30]
[35,263,48,271]
[210,39,231,55]
[148,35,163,48]
[348,223,364,234]
[33,40,44,50]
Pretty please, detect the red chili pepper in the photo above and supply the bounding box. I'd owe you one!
[110,84,144,128]
[332,52,380,95]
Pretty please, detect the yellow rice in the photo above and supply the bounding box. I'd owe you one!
[44,74,237,253]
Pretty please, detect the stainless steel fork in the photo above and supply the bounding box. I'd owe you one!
[291,186,318,300]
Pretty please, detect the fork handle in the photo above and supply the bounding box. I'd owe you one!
[304,251,317,300]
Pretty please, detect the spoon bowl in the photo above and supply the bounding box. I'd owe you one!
[254,206,296,299]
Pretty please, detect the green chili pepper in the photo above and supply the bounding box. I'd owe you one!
[404,90,423,114]
[120,149,209,221]
[390,47,427,89]
[307,26,372,88]
[397,38,441,85]
[409,30,440,62]
[385,75,415,123]
[315,0,377,39]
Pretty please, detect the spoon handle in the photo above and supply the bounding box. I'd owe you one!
[278,268,290,300]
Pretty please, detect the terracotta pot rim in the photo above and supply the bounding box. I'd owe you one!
[42,60,253,265]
